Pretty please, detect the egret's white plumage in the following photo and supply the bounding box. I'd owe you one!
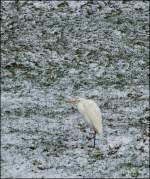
[77,98,103,135]
[66,98,103,147]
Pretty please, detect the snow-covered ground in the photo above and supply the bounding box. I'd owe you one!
[1,1,149,178]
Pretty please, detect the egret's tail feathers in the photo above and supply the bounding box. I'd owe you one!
[95,126,103,135]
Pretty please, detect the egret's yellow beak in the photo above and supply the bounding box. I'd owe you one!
[65,99,80,104]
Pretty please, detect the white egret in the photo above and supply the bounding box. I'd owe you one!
[65,98,103,147]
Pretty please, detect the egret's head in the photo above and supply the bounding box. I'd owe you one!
[65,99,80,105]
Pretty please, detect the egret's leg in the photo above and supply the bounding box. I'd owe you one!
[93,130,96,148]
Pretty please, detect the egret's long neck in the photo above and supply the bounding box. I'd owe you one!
[77,101,84,114]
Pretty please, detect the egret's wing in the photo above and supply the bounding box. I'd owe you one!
[83,100,103,134]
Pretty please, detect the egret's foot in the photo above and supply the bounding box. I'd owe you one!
[86,136,93,141]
